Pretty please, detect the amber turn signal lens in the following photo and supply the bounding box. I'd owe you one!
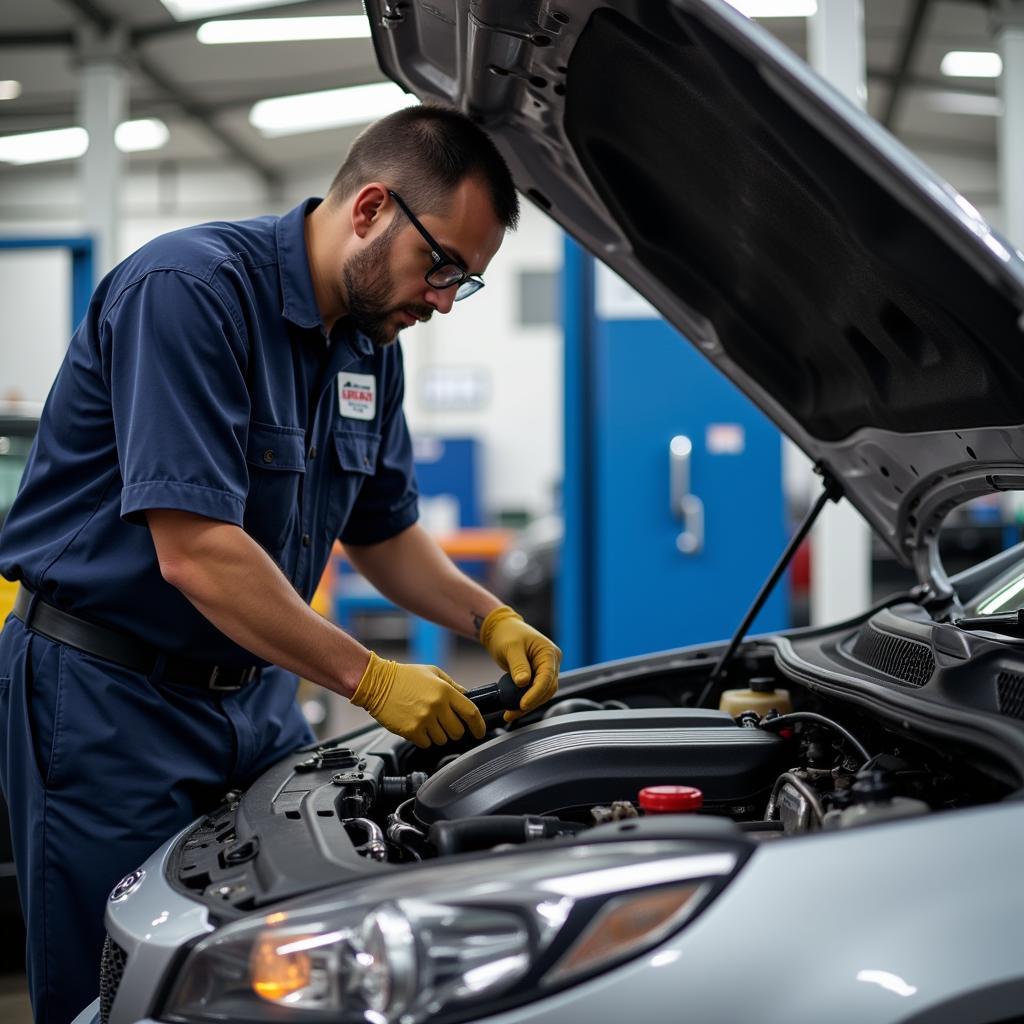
[549,884,699,981]
[251,934,312,1002]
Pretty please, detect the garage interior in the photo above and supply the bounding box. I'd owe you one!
[1,1,1023,1021]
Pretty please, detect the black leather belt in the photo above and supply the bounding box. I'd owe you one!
[13,586,260,692]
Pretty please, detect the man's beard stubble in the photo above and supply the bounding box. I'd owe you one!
[341,222,432,348]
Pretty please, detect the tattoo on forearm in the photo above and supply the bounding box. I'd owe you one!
[472,611,485,638]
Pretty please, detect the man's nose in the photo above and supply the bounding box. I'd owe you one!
[426,286,457,315]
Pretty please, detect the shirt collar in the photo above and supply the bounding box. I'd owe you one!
[276,197,325,330]
[276,200,378,360]
[334,321,376,359]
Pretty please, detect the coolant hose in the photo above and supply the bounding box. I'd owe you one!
[428,815,585,856]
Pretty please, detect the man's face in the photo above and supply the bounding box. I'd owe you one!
[342,176,505,348]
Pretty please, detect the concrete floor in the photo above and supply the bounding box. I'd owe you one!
[0,639,499,1022]
[0,910,30,1024]
[0,968,32,1024]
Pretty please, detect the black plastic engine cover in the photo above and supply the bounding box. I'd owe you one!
[415,709,786,823]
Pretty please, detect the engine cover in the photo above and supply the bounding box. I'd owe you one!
[414,709,786,823]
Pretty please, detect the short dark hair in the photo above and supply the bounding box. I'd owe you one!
[328,103,519,230]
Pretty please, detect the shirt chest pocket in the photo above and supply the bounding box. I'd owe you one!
[244,421,306,554]
[328,428,381,533]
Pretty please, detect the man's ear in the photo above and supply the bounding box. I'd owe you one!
[350,183,391,240]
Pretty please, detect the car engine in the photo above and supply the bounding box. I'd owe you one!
[165,603,1023,920]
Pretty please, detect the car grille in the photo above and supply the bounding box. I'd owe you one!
[997,671,1024,721]
[850,624,935,687]
[99,934,128,1024]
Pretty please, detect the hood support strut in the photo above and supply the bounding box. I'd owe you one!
[699,467,844,707]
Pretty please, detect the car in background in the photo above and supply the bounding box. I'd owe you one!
[73,2,1024,1022]
[493,512,561,639]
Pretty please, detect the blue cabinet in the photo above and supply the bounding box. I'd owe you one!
[559,242,788,667]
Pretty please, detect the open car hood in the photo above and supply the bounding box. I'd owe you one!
[367,0,1024,604]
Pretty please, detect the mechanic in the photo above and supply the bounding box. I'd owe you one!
[0,103,560,1024]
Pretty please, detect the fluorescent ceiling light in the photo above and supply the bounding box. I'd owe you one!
[115,118,170,153]
[0,80,22,101]
[940,51,1002,78]
[927,91,1002,117]
[249,81,418,138]
[0,127,88,165]
[724,0,817,16]
[160,0,306,18]
[198,15,370,43]
[0,118,170,165]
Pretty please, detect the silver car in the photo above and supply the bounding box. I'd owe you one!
[77,2,1024,1023]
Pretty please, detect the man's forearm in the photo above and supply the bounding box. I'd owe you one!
[348,524,561,722]
[147,509,369,696]
[345,523,503,639]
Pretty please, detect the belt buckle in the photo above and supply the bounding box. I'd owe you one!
[207,666,256,691]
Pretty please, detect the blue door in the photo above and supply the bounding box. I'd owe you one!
[559,242,787,667]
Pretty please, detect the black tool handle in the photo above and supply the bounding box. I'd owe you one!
[464,673,522,715]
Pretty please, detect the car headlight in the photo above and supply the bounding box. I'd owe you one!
[160,840,740,1023]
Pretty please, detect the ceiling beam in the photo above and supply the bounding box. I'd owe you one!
[58,0,282,191]
[0,0,355,48]
[0,31,75,48]
[133,50,283,190]
[900,131,997,158]
[867,67,996,96]
[881,0,933,129]
[65,0,116,32]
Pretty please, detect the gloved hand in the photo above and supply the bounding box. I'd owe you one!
[351,652,487,748]
[479,605,561,722]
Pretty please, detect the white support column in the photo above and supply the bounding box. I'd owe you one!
[997,2,1024,249]
[76,26,128,277]
[807,0,873,625]
[808,0,868,109]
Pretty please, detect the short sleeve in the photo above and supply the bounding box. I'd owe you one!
[340,344,419,545]
[101,269,251,527]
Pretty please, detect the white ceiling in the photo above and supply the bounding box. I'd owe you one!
[0,0,1004,186]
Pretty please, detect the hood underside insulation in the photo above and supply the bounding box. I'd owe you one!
[565,6,1024,443]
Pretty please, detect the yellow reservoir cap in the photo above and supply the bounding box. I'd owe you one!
[718,679,792,718]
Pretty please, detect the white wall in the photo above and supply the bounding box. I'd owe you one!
[0,248,70,405]
[0,159,564,519]
[401,201,563,519]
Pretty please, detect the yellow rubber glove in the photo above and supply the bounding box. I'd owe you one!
[480,605,561,722]
[351,652,487,748]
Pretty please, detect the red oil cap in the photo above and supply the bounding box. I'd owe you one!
[638,785,704,813]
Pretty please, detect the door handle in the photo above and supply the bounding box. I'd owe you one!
[669,435,704,555]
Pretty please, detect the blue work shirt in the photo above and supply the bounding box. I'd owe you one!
[0,198,419,665]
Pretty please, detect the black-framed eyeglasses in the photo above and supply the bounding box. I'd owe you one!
[388,189,485,301]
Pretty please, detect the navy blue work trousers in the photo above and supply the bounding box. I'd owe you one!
[0,614,314,1024]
